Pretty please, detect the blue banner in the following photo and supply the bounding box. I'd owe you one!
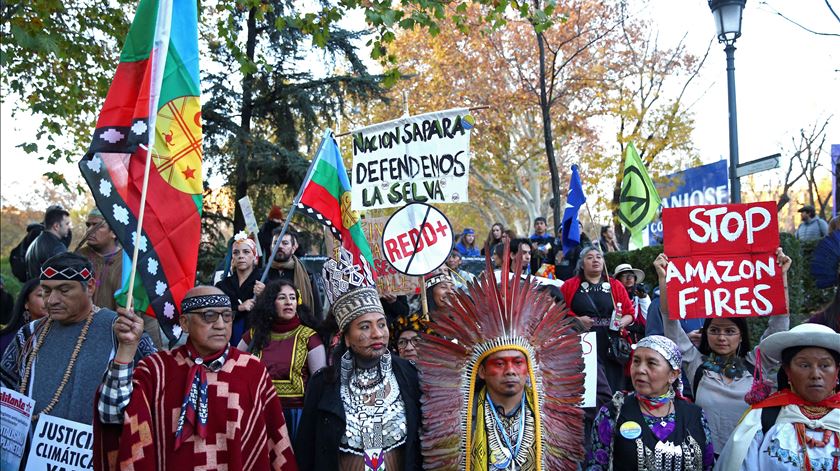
[647,160,729,245]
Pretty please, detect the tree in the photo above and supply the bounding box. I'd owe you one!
[776,116,834,217]
[1,1,133,185]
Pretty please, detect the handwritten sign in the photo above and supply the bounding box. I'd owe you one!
[350,108,473,210]
[26,414,93,471]
[663,202,786,319]
[1,388,35,470]
[579,333,597,408]
[364,217,421,296]
[237,196,263,257]
[382,203,453,276]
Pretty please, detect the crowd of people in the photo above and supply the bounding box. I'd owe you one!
[0,205,838,471]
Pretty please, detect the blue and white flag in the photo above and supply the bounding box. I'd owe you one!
[562,165,587,255]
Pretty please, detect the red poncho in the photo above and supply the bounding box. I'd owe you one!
[94,345,298,470]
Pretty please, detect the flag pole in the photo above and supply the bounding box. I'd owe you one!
[259,129,332,283]
[123,145,155,314]
[576,165,619,312]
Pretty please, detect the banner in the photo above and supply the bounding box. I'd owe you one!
[1,388,34,470]
[350,108,474,210]
[26,414,93,471]
[663,202,786,320]
[647,160,729,245]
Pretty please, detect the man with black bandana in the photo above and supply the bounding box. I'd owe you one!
[0,252,156,427]
[93,285,297,470]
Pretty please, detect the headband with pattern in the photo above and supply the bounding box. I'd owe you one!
[424,273,451,290]
[635,335,682,370]
[40,265,93,282]
[181,294,231,314]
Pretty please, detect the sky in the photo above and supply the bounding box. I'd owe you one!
[1,0,837,209]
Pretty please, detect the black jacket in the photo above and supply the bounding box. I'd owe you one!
[295,356,423,471]
[25,231,67,281]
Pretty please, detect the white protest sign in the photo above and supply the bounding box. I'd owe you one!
[350,108,474,210]
[580,333,597,408]
[1,387,35,470]
[381,203,453,276]
[26,414,93,471]
[237,196,263,257]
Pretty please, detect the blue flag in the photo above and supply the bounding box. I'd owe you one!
[562,165,587,255]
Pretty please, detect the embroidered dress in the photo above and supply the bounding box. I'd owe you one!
[585,392,715,471]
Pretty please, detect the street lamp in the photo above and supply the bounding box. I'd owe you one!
[709,0,746,203]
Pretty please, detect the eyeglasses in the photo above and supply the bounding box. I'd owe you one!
[397,337,420,349]
[188,309,234,324]
[707,328,740,337]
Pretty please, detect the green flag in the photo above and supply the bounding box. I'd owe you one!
[618,142,661,248]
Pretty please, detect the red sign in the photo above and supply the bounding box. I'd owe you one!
[663,201,786,319]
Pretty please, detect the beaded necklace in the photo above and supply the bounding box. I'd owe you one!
[19,309,96,422]
[793,421,839,471]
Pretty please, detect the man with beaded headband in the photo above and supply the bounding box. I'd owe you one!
[419,241,586,470]
[0,252,156,428]
[296,286,423,470]
[92,285,297,470]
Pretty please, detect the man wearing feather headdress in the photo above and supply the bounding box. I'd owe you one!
[418,240,586,471]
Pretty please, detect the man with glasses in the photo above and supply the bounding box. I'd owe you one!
[94,285,298,470]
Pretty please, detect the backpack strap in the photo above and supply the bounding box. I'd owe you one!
[761,406,782,435]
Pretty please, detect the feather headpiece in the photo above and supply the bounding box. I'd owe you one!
[418,240,585,470]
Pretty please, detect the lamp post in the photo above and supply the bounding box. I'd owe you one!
[709,0,746,203]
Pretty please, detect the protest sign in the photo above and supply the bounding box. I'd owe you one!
[663,201,786,320]
[350,108,474,210]
[1,387,35,470]
[26,414,93,471]
[579,333,597,408]
[382,203,453,276]
[647,160,729,245]
[323,216,421,296]
[237,196,263,257]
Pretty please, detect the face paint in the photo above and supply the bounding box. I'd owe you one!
[483,355,529,377]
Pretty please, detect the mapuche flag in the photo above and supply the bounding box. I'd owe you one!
[79,0,202,342]
[297,130,376,303]
[618,142,661,249]
[561,164,587,255]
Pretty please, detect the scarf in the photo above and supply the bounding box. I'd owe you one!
[174,342,228,450]
[637,389,676,411]
[272,316,301,334]
[701,352,749,380]
[752,389,840,410]
[271,256,314,310]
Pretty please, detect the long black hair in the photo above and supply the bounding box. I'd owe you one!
[698,317,752,357]
[249,279,319,353]
[0,279,41,336]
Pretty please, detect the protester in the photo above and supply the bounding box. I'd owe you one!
[10,222,45,282]
[481,222,504,256]
[0,279,46,356]
[75,208,123,310]
[24,205,72,281]
[455,227,480,256]
[510,237,535,275]
[425,269,456,313]
[560,245,634,392]
[614,263,650,323]
[295,287,422,470]
[94,285,298,470]
[715,323,840,470]
[654,250,792,454]
[265,229,320,315]
[391,312,429,363]
[257,205,287,259]
[530,215,553,259]
[598,225,620,253]
[444,249,475,290]
[585,335,715,470]
[239,279,325,442]
[0,253,156,426]
[808,283,840,333]
[419,238,585,470]
[216,231,266,346]
[795,205,829,241]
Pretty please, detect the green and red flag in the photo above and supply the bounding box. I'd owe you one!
[79,0,202,342]
[297,130,376,302]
